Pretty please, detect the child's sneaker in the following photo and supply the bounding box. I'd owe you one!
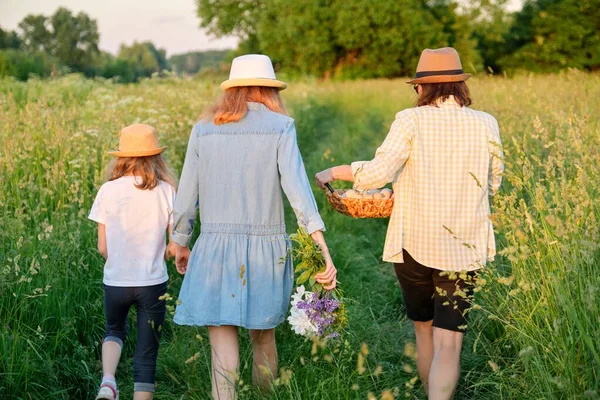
[95,383,119,400]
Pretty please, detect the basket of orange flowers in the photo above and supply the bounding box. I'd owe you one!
[323,183,394,219]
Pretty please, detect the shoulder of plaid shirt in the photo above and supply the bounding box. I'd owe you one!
[350,98,505,271]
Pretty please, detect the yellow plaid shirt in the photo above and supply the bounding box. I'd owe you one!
[351,96,504,271]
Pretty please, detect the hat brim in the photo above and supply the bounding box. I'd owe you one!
[221,78,287,91]
[108,146,167,157]
[407,73,471,84]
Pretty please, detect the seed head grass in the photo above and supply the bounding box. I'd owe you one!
[1,72,599,398]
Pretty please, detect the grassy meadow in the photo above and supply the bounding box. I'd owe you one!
[1,72,599,399]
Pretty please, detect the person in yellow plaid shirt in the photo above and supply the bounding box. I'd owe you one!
[316,47,504,400]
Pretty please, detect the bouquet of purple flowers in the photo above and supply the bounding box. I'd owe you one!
[287,229,347,340]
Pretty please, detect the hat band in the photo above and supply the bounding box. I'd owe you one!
[414,69,464,78]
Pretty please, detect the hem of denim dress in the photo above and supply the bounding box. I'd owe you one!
[134,382,155,393]
[103,335,123,348]
[173,316,285,330]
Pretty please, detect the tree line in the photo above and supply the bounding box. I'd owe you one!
[0,7,229,82]
[198,0,600,78]
[2,1,598,82]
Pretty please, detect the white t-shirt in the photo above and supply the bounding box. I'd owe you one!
[88,176,175,287]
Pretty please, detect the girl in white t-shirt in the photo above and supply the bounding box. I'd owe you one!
[89,124,177,400]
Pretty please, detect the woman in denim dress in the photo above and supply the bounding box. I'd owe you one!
[171,54,337,399]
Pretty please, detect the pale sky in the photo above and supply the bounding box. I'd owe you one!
[0,0,239,56]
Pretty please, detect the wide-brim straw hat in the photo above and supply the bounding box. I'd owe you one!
[108,123,167,157]
[221,54,287,91]
[407,47,471,84]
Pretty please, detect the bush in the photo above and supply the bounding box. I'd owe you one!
[0,50,59,80]
[95,58,138,83]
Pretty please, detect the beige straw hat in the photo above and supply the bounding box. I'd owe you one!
[221,54,287,91]
[407,47,471,84]
[108,124,167,157]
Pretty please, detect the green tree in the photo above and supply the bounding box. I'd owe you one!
[0,49,56,80]
[18,15,50,52]
[118,41,169,79]
[197,0,484,78]
[50,8,99,72]
[198,0,262,38]
[169,50,230,75]
[18,7,99,72]
[501,0,600,71]
[257,0,339,77]
[197,0,264,53]
[428,0,483,73]
[94,51,137,82]
[330,0,452,78]
[463,0,513,73]
[0,28,21,50]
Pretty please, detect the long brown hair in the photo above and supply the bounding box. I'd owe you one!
[205,86,288,125]
[417,82,472,107]
[105,154,177,190]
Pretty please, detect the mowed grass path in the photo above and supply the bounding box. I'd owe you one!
[1,73,599,399]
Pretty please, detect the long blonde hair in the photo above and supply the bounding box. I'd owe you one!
[105,154,177,190]
[205,86,288,125]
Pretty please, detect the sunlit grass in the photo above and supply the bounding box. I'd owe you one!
[1,71,599,399]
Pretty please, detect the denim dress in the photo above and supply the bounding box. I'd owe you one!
[171,102,325,329]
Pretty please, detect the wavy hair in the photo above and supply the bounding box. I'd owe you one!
[205,86,288,125]
[105,154,177,190]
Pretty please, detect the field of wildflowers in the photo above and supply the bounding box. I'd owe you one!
[0,72,599,399]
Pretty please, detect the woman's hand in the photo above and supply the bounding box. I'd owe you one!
[175,245,191,275]
[315,254,337,290]
[316,165,354,189]
[315,168,335,189]
[310,230,337,290]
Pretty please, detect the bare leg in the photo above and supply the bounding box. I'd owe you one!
[102,340,122,379]
[413,320,434,395]
[133,392,153,400]
[248,329,278,390]
[428,327,464,400]
[208,326,240,400]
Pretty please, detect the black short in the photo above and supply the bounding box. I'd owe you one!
[394,250,476,332]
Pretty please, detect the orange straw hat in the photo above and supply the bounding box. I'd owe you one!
[108,124,167,157]
[407,47,471,84]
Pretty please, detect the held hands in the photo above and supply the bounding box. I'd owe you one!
[175,244,191,275]
[165,242,177,260]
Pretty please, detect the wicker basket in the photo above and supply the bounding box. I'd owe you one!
[324,185,394,219]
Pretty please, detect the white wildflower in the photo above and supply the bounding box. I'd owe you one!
[291,285,307,306]
[287,308,317,336]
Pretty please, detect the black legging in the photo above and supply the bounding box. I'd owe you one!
[103,281,167,392]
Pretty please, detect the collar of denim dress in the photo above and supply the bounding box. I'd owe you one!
[247,101,269,111]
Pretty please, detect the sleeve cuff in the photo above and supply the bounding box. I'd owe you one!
[304,217,326,235]
[350,161,366,177]
[88,214,105,224]
[171,230,192,247]
[351,161,367,191]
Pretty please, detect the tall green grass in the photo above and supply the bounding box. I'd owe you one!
[0,72,598,399]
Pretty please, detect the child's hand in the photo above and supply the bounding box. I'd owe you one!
[165,242,177,260]
[175,245,191,275]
